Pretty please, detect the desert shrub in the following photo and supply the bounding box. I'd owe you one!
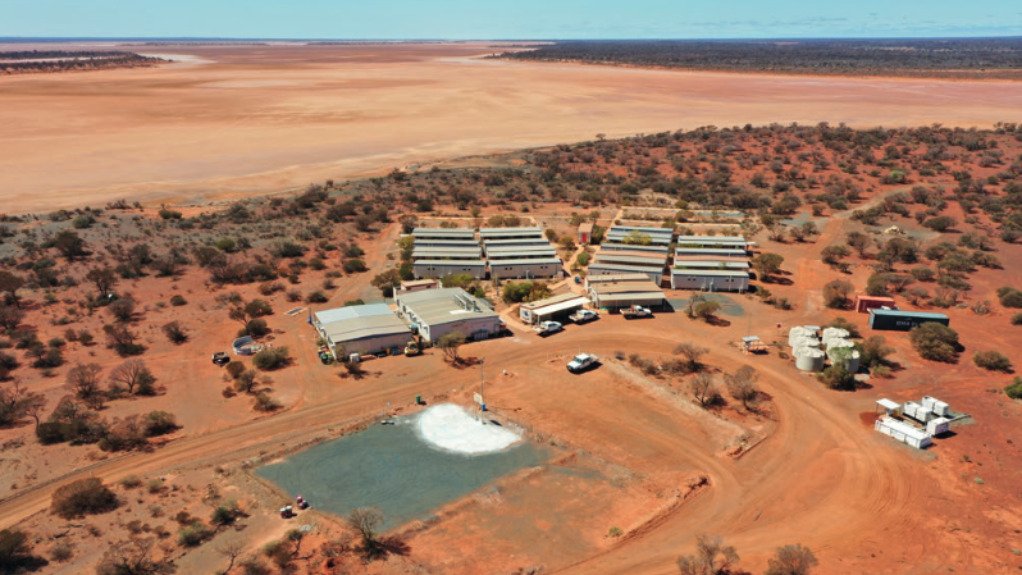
[51,478,119,519]
[0,529,46,572]
[178,522,213,547]
[305,291,329,303]
[343,259,367,274]
[973,351,1013,373]
[252,347,289,371]
[1005,377,1022,400]
[244,299,273,318]
[1012,313,1022,326]
[818,363,856,390]
[243,318,270,338]
[99,416,149,452]
[169,294,187,306]
[909,323,960,363]
[765,543,818,575]
[142,411,179,436]
[49,541,73,562]
[253,391,281,412]
[162,321,188,344]
[211,501,245,526]
[226,361,245,379]
[997,286,1022,308]
[120,475,143,489]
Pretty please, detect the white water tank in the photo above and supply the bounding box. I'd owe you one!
[794,347,825,372]
[825,338,855,352]
[791,336,821,350]
[822,327,850,340]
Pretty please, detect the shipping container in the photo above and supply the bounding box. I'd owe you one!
[868,309,950,331]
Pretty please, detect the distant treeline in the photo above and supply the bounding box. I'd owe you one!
[498,38,1022,77]
[0,50,163,73]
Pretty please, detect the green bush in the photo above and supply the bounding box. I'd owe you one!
[997,286,1022,308]
[973,351,1013,373]
[169,294,188,306]
[1012,313,1022,326]
[253,347,289,371]
[1005,377,1022,400]
[50,478,119,519]
[909,322,960,363]
[178,521,213,547]
[343,259,367,274]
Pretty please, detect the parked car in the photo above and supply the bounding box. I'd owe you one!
[569,309,598,324]
[567,353,600,373]
[212,352,230,366]
[533,320,564,336]
[621,305,653,319]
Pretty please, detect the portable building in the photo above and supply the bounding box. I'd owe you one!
[673,260,750,271]
[584,273,649,289]
[868,309,950,331]
[674,247,748,258]
[411,238,481,249]
[578,222,594,245]
[412,227,476,240]
[478,227,544,240]
[519,293,589,324]
[484,246,558,260]
[588,279,665,309]
[396,279,442,294]
[481,238,551,250]
[854,295,897,314]
[670,269,750,291]
[489,257,562,280]
[411,246,484,260]
[593,252,668,268]
[412,259,486,280]
[598,242,670,253]
[587,262,663,286]
[394,287,503,344]
[926,417,951,436]
[875,416,932,449]
[674,235,749,248]
[313,304,410,357]
[605,226,674,246]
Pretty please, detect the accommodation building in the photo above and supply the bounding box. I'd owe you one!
[394,287,503,343]
[489,257,562,280]
[518,292,589,324]
[670,269,750,291]
[587,278,665,309]
[312,304,410,357]
[412,259,487,280]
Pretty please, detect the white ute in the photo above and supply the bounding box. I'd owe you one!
[567,353,599,373]
[534,320,564,336]
[568,309,598,324]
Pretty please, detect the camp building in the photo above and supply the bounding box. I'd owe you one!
[313,304,410,357]
[394,287,504,343]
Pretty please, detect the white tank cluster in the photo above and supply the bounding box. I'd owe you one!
[789,325,825,372]
[788,325,860,372]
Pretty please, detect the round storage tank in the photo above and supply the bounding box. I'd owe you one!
[821,327,850,340]
[825,338,855,354]
[788,327,809,346]
[791,336,820,350]
[794,347,825,372]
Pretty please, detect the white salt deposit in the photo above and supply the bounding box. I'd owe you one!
[416,404,521,455]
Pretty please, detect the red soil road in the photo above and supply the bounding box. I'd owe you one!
[1,42,1021,213]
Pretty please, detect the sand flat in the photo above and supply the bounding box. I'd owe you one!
[1,42,1020,212]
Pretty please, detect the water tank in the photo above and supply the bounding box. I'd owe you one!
[824,337,855,352]
[791,336,820,350]
[788,327,809,346]
[821,327,850,340]
[794,347,825,372]
[826,341,855,361]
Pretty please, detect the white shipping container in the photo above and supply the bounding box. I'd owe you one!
[927,417,950,435]
[932,400,950,416]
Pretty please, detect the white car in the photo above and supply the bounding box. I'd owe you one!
[567,353,599,373]
[534,320,564,336]
[569,309,598,324]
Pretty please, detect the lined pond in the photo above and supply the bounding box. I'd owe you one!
[257,404,548,529]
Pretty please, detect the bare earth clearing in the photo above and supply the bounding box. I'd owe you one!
[0,42,1020,212]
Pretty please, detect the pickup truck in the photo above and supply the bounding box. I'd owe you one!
[533,320,564,336]
[567,353,599,373]
[568,309,598,324]
[211,352,230,366]
[621,305,653,319]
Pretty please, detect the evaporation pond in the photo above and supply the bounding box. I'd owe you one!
[257,404,548,529]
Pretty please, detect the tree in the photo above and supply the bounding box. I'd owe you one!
[103,324,145,357]
[66,363,104,409]
[108,296,136,323]
[909,323,960,363]
[689,373,718,408]
[0,529,47,572]
[108,359,156,396]
[973,351,1013,373]
[845,230,871,257]
[0,271,25,307]
[51,477,119,519]
[217,541,245,574]
[822,279,853,309]
[371,269,402,297]
[858,336,894,370]
[53,230,87,259]
[753,253,784,281]
[85,267,118,298]
[820,245,850,269]
[673,343,707,373]
[0,304,25,333]
[676,533,739,575]
[244,299,273,318]
[724,366,759,409]
[694,301,721,323]
[347,507,385,560]
[437,332,466,364]
[252,347,289,371]
[818,363,856,390]
[765,544,818,575]
[0,380,44,428]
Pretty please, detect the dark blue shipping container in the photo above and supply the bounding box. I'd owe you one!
[868,309,950,331]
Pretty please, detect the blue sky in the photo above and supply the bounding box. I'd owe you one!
[2,0,1020,39]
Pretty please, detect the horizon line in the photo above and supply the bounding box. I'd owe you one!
[2,35,1021,42]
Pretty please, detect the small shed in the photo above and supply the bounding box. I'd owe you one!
[855,295,896,314]
[519,293,589,324]
[578,222,594,245]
